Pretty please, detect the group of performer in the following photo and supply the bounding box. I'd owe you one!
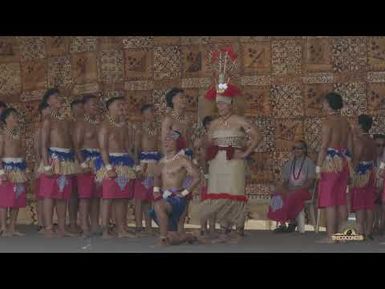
[1,46,385,247]
[0,73,262,246]
[268,92,385,243]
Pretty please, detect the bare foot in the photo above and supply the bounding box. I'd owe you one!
[67,224,82,234]
[2,230,12,237]
[56,229,76,238]
[150,237,170,248]
[44,229,56,238]
[101,231,114,239]
[8,230,24,237]
[117,231,137,238]
[210,234,230,244]
[185,234,197,244]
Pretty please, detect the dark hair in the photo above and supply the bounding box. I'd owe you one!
[140,104,154,114]
[106,96,124,110]
[202,115,213,129]
[0,101,7,110]
[38,101,49,113]
[165,87,184,109]
[358,114,373,133]
[373,134,385,140]
[82,94,97,104]
[71,99,84,108]
[324,92,343,111]
[0,107,18,124]
[294,140,308,156]
[41,88,60,107]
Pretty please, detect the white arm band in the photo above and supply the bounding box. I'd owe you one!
[80,162,88,169]
[181,189,190,197]
[380,162,385,170]
[105,164,113,171]
[316,166,321,174]
[0,169,5,176]
[44,166,52,172]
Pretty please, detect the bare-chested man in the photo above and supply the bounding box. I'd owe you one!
[349,115,376,240]
[317,92,353,243]
[133,104,161,235]
[33,102,50,232]
[201,84,261,243]
[73,95,101,237]
[95,97,136,239]
[149,132,200,246]
[67,99,84,233]
[0,108,28,237]
[39,88,78,238]
[161,88,195,233]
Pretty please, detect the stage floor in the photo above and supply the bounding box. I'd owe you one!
[1,225,385,252]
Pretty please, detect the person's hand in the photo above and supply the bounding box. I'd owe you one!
[234,150,247,160]
[44,167,54,177]
[107,169,117,179]
[0,173,7,182]
[377,168,384,179]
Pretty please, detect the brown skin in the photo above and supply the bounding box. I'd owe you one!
[66,102,84,233]
[152,135,200,246]
[161,92,193,149]
[73,98,100,236]
[161,93,195,233]
[351,124,377,237]
[33,106,50,230]
[134,107,159,233]
[41,93,74,238]
[0,111,26,236]
[316,99,353,243]
[98,98,133,239]
[374,138,385,234]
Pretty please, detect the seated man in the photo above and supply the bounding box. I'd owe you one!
[149,132,200,246]
[267,140,316,233]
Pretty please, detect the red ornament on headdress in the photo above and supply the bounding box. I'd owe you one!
[205,46,241,101]
[205,83,241,101]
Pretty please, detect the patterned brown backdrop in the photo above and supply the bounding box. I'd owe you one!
[1,36,385,223]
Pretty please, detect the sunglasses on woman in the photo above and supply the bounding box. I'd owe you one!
[293,146,305,150]
[377,144,385,147]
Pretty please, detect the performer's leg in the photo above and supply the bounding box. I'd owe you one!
[355,210,365,235]
[56,200,74,237]
[36,199,44,229]
[177,200,189,234]
[0,208,7,234]
[154,200,171,245]
[143,201,152,233]
[90,197,100,234]
[68,189,79,231]
[115,199,134,238]
[365,209,374,238]
[43,198,55,237]
[134,198,143,231]
[337,204,348,232]
[8,208,23,236]
[100,199,112,239]
[79,198,90,236]
[326,207,337,238]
